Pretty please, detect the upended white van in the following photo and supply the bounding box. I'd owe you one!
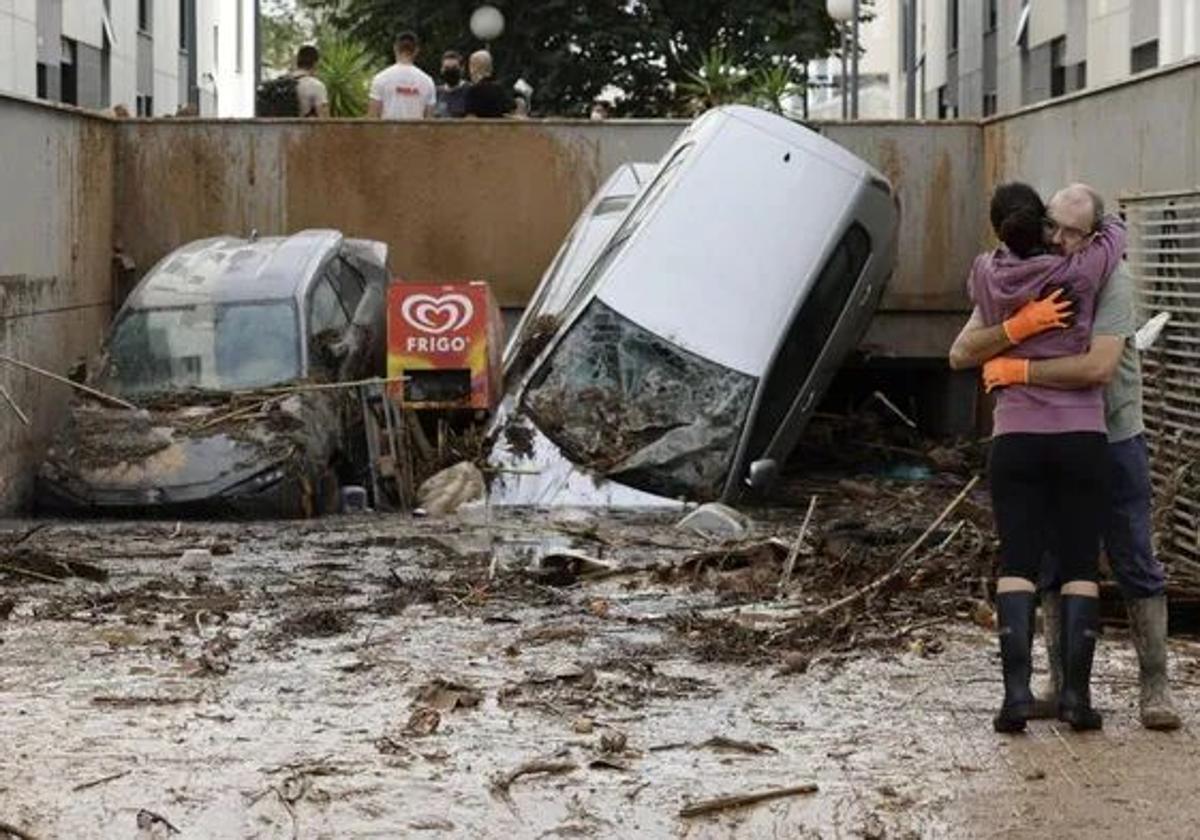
[489,105,900,507]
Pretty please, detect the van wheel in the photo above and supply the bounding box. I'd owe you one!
[317,465,341,516]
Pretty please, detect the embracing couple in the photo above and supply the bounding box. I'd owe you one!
[949,182,1181,734]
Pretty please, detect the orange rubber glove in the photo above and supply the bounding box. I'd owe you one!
[983,357,1030,393]
[1002,288,1073,343]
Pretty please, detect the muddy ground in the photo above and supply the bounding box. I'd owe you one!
[3,494,1200,839]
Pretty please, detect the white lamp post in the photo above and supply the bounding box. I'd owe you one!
[826,0,860,120]
[470,5,505,43]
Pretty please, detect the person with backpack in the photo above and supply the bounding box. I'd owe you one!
[256,45,329,118]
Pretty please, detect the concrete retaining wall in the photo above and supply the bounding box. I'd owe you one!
[0,95,115,511]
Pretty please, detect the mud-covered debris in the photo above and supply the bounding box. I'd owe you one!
[403,707,442,737]
[530,551,614,586]
[0,598,15,620]
[502,420,536,459]
[416,461,485,515]
[598,730,628,754]
[572,716,595,734]
[414,678,483,712]
[676,503,751,541]
[666,540,789,583]
[679,783,818,819]
[274,607,357,640]
[0,549,109,584]
[136,808,181,837]
[489,758,579,803]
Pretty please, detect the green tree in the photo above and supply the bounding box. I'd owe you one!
[304,0,841,117]
[316,32,380,117]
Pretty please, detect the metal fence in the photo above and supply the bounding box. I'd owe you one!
[1121,191,1200,585]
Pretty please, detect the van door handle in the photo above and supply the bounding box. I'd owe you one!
[859,281,874,306]
[799,391,815,414]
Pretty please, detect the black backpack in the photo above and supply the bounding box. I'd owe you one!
[256,75,301,117]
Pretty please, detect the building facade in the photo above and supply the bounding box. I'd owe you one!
[908,0,1200,118]
[0,0,257,117]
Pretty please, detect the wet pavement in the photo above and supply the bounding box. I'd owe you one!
[2,511,1200,839]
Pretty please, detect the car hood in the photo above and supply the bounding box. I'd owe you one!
[39,399,308,498]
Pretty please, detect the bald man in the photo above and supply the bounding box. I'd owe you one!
[950,183,1181,731]
[464,50,514,118]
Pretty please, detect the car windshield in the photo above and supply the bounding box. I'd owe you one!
[100,301,301,396]
[522,299,756,501]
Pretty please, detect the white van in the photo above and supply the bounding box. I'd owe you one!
[489,105,900,507]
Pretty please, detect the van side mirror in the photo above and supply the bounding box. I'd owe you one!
[745,459,778,490]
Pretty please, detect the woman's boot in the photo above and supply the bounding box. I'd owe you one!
[1059,594,1103,731]
[993,590,1037,733]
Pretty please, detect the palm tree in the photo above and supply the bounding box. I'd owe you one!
[677,47,749,114]
[316,33,378,117]
[749,64,803,115]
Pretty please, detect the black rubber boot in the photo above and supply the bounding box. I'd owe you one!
[993,591,1037,734]
[1059,594,1103,731]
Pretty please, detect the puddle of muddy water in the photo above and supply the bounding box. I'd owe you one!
[2,513,1200,839]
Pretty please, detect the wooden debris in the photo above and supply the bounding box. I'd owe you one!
[809,475,981,623]
[0,384,29,426]
[872,390,917,429]
[0,821,43,840]
[489,759,578,802]
[680,783,819,818]
[71,770,131,792]
[0,353,136,410]
[779,495,818,592]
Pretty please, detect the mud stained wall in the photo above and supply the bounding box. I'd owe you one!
[983,58,1200,209]
[0,95,116,512]
[114,120,686,309]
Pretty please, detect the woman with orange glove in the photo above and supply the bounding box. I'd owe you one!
[967,182,1125,734]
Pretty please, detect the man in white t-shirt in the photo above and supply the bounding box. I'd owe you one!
[294,45,329,118]
[367,31,436,120]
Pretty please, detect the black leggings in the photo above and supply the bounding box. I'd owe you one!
[989,432,1108,584]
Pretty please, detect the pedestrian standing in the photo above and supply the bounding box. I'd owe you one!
[435,50,469,118]
[295,45,329,118]
[463,50,514,118]
[368,31,436,120]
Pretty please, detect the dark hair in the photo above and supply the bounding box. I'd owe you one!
[297,45,319,70]
[990,182,1046,259]
[395,31,419,53]
[441,50,463,63]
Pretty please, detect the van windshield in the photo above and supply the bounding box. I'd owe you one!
[99,301,301,397]
[523,299,755,501]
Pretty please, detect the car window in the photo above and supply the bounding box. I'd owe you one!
[329,255,365,316]
[309,276,350,336]
[745,223,873,459]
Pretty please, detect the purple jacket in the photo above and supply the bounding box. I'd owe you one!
[968,216,1127,435]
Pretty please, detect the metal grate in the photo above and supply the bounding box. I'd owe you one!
[1121,191,1200,585]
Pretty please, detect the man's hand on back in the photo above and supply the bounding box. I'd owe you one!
[1002,288,1075,343]
[983,357,1030,393]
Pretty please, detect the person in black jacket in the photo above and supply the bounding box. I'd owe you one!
[464,50,514,118]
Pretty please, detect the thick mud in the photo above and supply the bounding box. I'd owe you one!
[2,511,1199,839]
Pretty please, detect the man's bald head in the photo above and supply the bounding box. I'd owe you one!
[1047,182,1105,254]
[469,50,493,82]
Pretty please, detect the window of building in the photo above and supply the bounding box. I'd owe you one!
[136,94,154,116]
[1132,40,1159,74]
[1074,62,1087,90]
[948,0,959,53]
[236,0,244,73]
[987,0,998,33]
[1050,36,1067,97]
[138,0,152,33]
[179,0,188,50]
[983,92,997,116]
[36,63,47,99]
[937,85,956,118]
[213,24,220,72]
[1014,1,1032,48]
[60,38,78,105]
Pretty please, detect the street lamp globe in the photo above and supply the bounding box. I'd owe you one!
[470,5,505,41]
[826,0,855,21]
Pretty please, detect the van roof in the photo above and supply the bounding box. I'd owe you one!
[127,229,342,309]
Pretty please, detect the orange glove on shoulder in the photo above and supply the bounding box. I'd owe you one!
[1002,288,1073,344]
[982,357,1030,393]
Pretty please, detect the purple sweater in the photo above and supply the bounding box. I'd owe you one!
[968,216,1127,436]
